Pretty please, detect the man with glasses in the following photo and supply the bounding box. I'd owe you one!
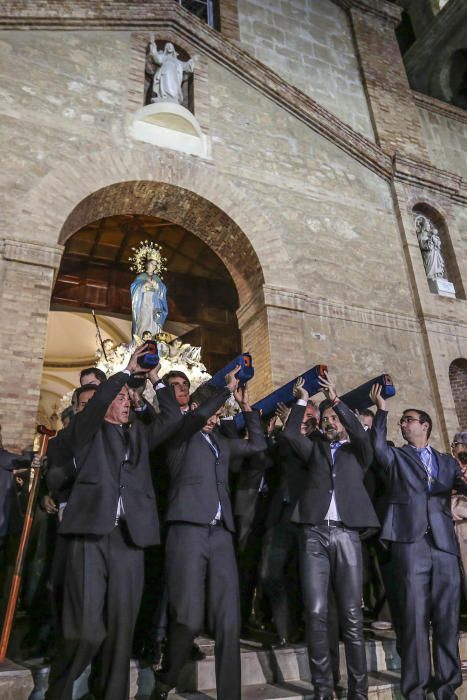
[370,386,467,700]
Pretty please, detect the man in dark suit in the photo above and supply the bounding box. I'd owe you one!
[283,373,379,700]
[155,371,267,700]
[370,385,467,700]
[45,346,182,700]
[259,404,316,645]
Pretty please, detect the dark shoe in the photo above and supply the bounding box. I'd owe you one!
[140,639,163,667]
[152,674,172,700]
[190,643,205,661]
[270,637,288,649]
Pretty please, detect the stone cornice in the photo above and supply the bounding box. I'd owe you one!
[413,90,467,125]
[262,285,423,334]
[392,155,464,198]
[238,284,467,338]
[1,239,63,269]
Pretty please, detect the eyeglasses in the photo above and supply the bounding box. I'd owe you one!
[451,442,467,448]
[398,416,422,426]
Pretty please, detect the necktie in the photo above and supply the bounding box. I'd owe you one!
[416,447,432,491]
[204,433,220,459]
[330,441,341,450]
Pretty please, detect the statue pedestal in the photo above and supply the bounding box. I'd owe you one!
[129,103,209,158]
[428,277,456,298]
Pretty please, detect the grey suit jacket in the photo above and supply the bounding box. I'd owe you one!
[164,389,267,533]
[372,408,467,554]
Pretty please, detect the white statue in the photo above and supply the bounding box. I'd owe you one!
[147,36,194,105]
[415,215,446,280]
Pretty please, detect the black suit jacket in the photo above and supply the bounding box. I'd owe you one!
[371,409,467,554]
[265,434,308,529]
[283,401,379,528]
[0,449,28,537]
[164,389,268,533]
[58,372,182,547]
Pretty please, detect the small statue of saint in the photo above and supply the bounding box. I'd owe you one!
[129,240,168,340]
[147,35,194,105]
[415,215,446,280]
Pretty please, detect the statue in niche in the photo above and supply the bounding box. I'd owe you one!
[146,35,194,106]
[415,214,446,280]
[129,240,168,340]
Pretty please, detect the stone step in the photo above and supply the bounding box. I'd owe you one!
[12,631,467,699]
[0,659,34,700]
[163,672,403,700]
[161,634,402,693]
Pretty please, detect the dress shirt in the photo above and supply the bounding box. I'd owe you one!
[408,443,438,490]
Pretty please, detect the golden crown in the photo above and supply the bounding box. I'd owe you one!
[128,240,167,276]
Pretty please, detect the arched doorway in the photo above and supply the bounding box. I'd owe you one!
[40,181,269,424]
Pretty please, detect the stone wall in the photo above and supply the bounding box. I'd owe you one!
[237,0,375,139]
[417,103,467,180]
[0,3,466,451]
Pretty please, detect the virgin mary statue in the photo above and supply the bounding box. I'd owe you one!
[129,240,168,339]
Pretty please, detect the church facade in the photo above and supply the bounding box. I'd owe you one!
[0,0,466,449]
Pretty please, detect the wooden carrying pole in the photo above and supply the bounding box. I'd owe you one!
[0,425,55,662]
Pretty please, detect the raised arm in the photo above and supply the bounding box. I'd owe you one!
[334,401,373,469]
[72,345,150,448]
[369,385,396,474]
[282,377,314,463]
[319,371,373,469]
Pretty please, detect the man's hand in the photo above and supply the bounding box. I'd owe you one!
[234,384,251,412]
[275,401,291,426]
[125,344,151,375]
[148,362,162,385]
[369,383,386,411]
[293,377,309,403]
[318,371,337,402]
[225,364,241,393]
[128,387,145,410]
[42,494,58,515]
[267,415,277,435]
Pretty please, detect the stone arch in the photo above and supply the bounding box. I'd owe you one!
[412,201,465,299]
[59,180,264,306]
[449,358,467,430]
[16,146,297,304]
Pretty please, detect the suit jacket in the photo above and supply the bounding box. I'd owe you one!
[46,400,159,505]
[371,409,467,554]
[164,389,268,533]
[58,372,182,547]
[0,449,29,537]
[45,427,75,504]
[265,433,308,529]
[284,401,379,528]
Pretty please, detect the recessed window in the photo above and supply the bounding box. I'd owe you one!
[176,0,219,29]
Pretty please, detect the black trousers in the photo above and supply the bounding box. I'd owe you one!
[160,522,241,700]
[300,525,367,700]
[260,519,301,640]
[45,524,144,700]
[392,536,462,700]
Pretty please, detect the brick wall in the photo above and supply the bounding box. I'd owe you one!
[449,359,467,430]
[350,6,430,160]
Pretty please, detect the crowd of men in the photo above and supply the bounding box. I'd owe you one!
[1,342,467,700]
